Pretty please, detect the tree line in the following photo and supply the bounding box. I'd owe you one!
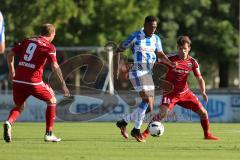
[0,0,239,88]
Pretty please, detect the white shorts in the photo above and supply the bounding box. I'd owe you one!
[129,71,155,96]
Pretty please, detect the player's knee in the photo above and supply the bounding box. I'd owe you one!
[143,95,154,103]
[142,97,149,103]
[197,107,208,119]
[144,97,154,113]
[159,112,167,119]
[146,105,153,113]
[47,97,57,105]
[202,110,208,119]
[139,90,151,101]
[16,104,25,112]
[159,105,168,118]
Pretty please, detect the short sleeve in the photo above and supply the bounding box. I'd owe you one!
[0,12,5,43]
[192,59,201,77]
[155,35,163,52]
[119,31,138,51]
[46,45,57,63]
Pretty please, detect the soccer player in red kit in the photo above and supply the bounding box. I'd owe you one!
[142,36,219,140]
[3,23,70,142]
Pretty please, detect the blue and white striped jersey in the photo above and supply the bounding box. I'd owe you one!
[120,29,163,78]
[0,11,5,43]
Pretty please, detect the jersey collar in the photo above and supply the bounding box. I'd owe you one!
[140,28,153,38]
[177,54,190,61]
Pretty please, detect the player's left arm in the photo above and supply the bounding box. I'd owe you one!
[51,62,70,97]
[47,46,70,96]
[155,36,176,68]
[7,42,22,80]
[196,76,208,103]
[193,59,208,103]
[156,51,176,68]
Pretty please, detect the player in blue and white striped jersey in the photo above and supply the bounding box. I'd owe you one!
[116,16,175,142]
[0,11,5,54]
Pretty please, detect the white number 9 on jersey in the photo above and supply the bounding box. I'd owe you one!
[24,43,37,61]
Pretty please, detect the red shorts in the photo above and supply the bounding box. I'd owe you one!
[161,90,203,112]
[13,82,55,106]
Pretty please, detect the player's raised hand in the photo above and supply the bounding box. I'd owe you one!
[170,62,178,68]
[202,92,208,104]
[9,71,15,80]
[62,85,70,97]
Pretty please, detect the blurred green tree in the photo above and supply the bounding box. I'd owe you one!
[157,0,239,88]
[61,0,159,46]
[0,0,238,88]
[0,0,78,44]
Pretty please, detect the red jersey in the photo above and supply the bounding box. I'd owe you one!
[12,36,57,84]
[164,54,201,94]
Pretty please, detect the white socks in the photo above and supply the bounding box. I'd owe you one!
[134,107,147,129]
[123,108,138,123]
[123,101,148,129]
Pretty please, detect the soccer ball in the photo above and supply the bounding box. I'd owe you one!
[149,121,164,137]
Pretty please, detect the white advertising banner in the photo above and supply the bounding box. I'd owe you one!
[0,93,239,122]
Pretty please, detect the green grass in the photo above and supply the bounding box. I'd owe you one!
[0,122,240,160]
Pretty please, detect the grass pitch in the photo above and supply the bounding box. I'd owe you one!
[0,122,239,160]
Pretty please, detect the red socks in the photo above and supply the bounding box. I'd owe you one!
[8,104,56,134]
[46,104,56,133]
[200,118,210,137]
[8,106,22,124]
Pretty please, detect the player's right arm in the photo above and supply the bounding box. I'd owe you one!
[7,41,22,80]
[7,51,15,79]
[117,31,138,53]
[115,32,137,79]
